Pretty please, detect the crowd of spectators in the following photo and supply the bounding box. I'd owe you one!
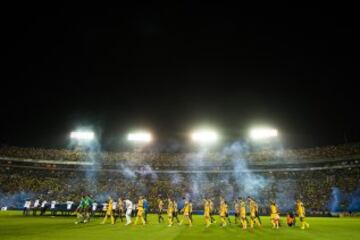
[1,143,359,215]
[0,143,359,166]
[1,164,359,215]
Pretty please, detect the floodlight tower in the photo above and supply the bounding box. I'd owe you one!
[70,131,95,141]
[127,131,153,153]
[127,132,152,143]
[190,129,219,144]
[249,127,278,141]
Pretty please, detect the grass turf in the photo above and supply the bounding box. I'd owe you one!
[1,211,360,240]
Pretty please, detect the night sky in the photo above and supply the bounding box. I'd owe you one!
[2,4,358,150]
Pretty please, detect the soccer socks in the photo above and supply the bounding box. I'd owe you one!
[250,217,260,228]
[220,217,227,227]
[168,217,173,226]
[135,216,145,225]
[188,217,193,227]
[205,218,211,227]
[271,220,276,228]
[241,219,247,229]
[301,221,309,229]
[125,214,132,225]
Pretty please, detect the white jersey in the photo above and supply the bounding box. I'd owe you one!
[33,200,40,208]
[50,201,56,209]
[125,200,133,210]
[24,201,31,208]
[102,203,108,211]
[66,201,74,210]
[174,201,178,212]
[41,201,47,208]
[112,202,117,210]
[92,202,98,211]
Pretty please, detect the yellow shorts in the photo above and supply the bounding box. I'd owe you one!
[137,209,144,217]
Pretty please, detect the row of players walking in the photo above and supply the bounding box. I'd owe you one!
[23,195,310,230]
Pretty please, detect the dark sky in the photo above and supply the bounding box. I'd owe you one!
[1,3,358,150]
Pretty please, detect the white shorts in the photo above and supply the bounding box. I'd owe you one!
[126,209,132,216]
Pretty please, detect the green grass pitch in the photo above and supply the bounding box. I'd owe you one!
[1,211,360,240]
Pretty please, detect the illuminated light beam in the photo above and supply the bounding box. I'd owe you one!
[249,128,278,140]
[70,131,95,140]
[127,132,152,143]
[191,130,219,143]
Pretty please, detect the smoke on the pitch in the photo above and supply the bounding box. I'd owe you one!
[328,187,342,212]
[117,162,137,179]
[138,164,158,181]
[348,188,360,212]
[0,191,34,209]
[222,141,272,200]
[185,148,211,206]
[273,179,297,212]
[170,173,183,185]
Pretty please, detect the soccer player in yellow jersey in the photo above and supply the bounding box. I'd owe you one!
[219,197,227,227]
[203,199,211,227]
[173,200,180,223]
[239,199,247,229]
[209,199,216,223]
[224,201,232,225]
[158,197,165,223]
[189,200,193,222]
[117,197,124,222]
[101,196,114,224]
[167,197,174,227]
[296,199,309,230]
[270,200,280,229]
[247,197,261,228]
[134,196,146,225]
[179,199,192,227]
[234,199,240,224]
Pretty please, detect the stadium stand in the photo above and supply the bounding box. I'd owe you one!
[0,144,359,216]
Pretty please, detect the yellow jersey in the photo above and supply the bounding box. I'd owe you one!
[167,201,174,215]
[219,201,226,217]
[118,199,123,210]
[270,204,278,214]
[240,201,246,217]
[209,201,214,212]
[249,200,257,216]
[106,199,113,215]
[138,199,144,210]
[183,201,191,215]
[204,200,210,217]
[158,200,164,210]
[297,202,305,217]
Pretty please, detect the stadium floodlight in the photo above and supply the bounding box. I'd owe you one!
[70,131,95,141]
[249,127,278,140]
[127,132,152,143]
[191,129,219,144]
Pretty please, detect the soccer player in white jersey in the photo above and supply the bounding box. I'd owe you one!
[23,199,31,216]
[33,199,40,216]
[66,201,74,215]
[124,198,133,225]
[40,200,47,215]
[92,202,98,216]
